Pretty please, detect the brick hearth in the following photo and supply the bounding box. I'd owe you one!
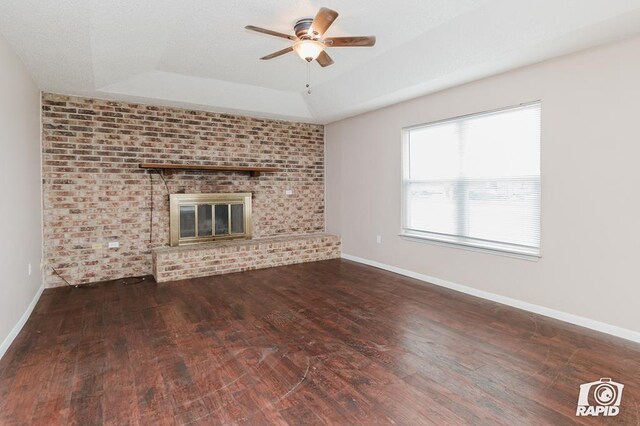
[152,234,341,282]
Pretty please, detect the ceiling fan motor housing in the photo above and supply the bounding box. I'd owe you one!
[294,18,316,39]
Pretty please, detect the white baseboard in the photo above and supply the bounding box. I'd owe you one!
[341,253,640,344]
[0,284,44,360]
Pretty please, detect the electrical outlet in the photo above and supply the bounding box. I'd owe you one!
[376,235,382,244]
[108,241,120,249]
[285,189,293,195]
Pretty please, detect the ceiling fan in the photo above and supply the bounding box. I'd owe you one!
[245,7,376,67]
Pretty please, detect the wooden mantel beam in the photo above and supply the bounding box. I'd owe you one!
[139,163,280,177]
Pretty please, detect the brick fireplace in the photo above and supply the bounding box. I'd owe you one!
[41,93,338,287]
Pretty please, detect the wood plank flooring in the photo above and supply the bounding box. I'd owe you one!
[0,259,638,425]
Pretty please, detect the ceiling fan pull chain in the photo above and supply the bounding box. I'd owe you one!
[306,61,312,95]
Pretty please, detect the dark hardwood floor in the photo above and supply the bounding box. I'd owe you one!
[0,259,638,425]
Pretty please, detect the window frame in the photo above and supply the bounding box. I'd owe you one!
[399,101,542,260]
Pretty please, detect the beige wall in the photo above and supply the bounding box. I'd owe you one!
[0,34,43,353]
[326,35,640,334]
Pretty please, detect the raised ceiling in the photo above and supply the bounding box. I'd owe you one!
[2,0,640,123]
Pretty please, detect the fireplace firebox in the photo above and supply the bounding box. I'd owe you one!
[169,193,252,246]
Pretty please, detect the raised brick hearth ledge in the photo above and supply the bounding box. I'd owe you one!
[152,233,341,282]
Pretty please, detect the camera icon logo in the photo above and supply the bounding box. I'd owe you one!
[576,378,624,416]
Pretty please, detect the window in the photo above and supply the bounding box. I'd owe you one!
[401,102,541,257]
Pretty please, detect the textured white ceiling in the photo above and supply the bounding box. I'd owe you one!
[2,0,640,123]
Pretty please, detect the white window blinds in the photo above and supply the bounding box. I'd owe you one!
[402,102,541,257]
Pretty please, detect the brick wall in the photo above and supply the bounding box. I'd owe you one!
[42,93,325,287]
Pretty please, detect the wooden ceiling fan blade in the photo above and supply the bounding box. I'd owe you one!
[260,46,294,60]
[245,25,296,41]
[316,50,334,67]
[324,36,376,47]
[310,7,338,36]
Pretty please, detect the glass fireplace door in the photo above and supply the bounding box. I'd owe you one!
[169,193,252,246]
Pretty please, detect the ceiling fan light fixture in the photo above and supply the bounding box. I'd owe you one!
[293,40,324,62]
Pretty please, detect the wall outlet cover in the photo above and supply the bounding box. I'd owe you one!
[108,241,120,249]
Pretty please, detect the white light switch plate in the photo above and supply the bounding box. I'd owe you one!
[108,241,120,249]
